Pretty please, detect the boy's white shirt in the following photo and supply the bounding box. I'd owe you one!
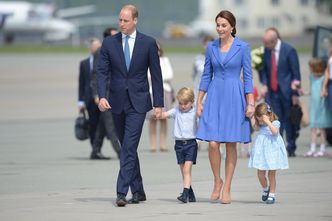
[167,106,197,140]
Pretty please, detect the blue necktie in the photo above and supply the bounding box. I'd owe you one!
[89,56,93,75]
[124,35,130,70]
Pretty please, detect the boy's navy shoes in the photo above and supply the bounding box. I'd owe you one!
[189,186,196,202]
[177,188,189,203]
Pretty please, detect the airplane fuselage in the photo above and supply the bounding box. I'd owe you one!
[0,1,76,42]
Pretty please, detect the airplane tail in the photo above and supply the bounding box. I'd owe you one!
[0,13,13,29]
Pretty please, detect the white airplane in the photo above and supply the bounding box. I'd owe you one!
[0,1,95,44]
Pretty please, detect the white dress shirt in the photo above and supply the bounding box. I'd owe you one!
[273,39,281,64]
[122,30,136,59]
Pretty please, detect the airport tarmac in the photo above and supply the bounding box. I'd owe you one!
[0,53,331,221]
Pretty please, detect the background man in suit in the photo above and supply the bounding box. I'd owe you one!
[260,27,301,157]
[78,38,101,150]
[90,27,121,160]
[97,5,164,207]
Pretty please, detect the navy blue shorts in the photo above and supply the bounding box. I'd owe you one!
[174,139,198,165]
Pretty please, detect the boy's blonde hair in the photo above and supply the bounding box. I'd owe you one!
[176,87,195,103]
[254,103,278,125]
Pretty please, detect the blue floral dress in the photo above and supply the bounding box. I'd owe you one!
[248,121,289,170]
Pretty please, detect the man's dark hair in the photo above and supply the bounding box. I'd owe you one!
[103,27,118,38]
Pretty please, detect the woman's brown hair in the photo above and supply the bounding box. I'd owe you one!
[215,10,236,37]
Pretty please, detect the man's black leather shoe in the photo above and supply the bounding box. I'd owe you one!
[90,152,111,160]
[116,193,127,207]
[137,191,146,201]
[128,192,146,204]
[288,152,296,157]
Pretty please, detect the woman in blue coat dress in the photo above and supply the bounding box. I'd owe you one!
[196,10,255,204]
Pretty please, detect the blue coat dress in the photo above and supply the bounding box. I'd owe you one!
[196,37,253,143]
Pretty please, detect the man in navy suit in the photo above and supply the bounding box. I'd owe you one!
[78,38,102,150]
[260,27,301,157]
[97,5,164,207]
[90,27,121,160]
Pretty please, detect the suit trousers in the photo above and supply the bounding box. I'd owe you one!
[266,90,297,154]
[112,91,146,195]
[86,100,100,146]
[92,110,121,158]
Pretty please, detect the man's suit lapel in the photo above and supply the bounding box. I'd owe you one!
[277,42,284,70]
[84,58,90,77]
[130,32,143,73]
[266,50,272,74]
[115,34,128,75]
[115,32,143,74]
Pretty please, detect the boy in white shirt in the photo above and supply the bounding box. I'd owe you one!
[160,87,198,203]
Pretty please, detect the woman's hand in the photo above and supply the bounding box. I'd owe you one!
[196,91,206,118]
[246,105,254,118]
[196,102,203,118]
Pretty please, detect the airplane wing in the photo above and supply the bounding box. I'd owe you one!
[56,5,96,18]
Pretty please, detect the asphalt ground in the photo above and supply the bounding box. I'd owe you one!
[0,53,331,221]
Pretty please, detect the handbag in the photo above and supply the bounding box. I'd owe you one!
[74,110,89,141]
[288,104,303,126]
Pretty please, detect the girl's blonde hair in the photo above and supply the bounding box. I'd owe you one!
[176,87,195,103]
[308,58,325,77]
[254,103,278,125]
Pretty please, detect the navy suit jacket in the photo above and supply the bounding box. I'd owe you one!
[96,31,164,114]
[262,41,301,100]
[78,57,93,104]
